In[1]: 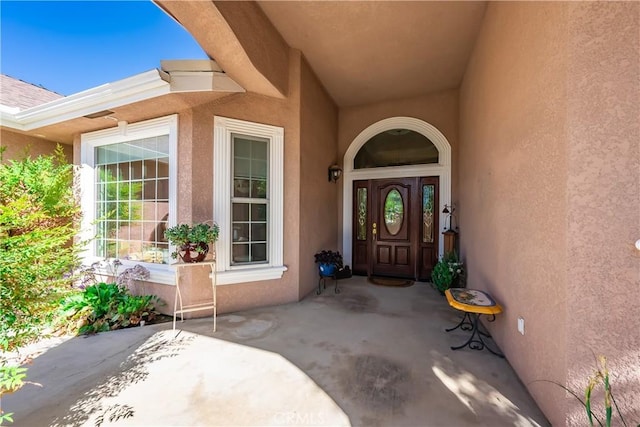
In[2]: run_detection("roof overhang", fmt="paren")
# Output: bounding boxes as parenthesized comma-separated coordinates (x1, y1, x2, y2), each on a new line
(0, 60, 244, 133)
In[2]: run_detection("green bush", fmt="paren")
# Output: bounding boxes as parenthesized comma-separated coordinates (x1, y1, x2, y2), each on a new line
(0, 146, 81, 351)
(57, 282, 161, 335)
(431, 251, 465, 293)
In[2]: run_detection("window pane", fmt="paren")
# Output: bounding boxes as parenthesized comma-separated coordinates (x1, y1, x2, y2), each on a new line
(251, 243, 267, 262)
(144, 159, 157, 179)
(251, 223, 267, 242)
(251, 204, 267, 221)
(143, 181, 156, 200)
(157, 136, 170, 156)
(234, 138, 251, 157)
(157, 179, 169, 200)
(252, 159, 267, 178)
(232, 243, 250, 263)
(233, 223, 249, 242)
(233, 203, 249, 221)
(422, 185, 435, 243)
(384, 189, 404, 235)
(252, 180, 267, 198)
(117, 162, 130, 180)
(234, 158, 250, 178)
(106, 164, 118, 181)
(131, 181, 143, 200)
(157, 158, 169, 178)
(234, 179, 250, 198)
(357, 188, 367, 241)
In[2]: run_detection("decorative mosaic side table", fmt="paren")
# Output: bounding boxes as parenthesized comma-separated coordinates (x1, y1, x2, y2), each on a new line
(445, 288, 504, 357)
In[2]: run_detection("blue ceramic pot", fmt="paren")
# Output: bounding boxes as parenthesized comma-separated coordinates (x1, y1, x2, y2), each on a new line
(319, 263, 337, 277)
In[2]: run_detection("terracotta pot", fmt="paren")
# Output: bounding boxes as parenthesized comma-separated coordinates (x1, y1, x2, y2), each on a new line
(178, 242, 209, 263)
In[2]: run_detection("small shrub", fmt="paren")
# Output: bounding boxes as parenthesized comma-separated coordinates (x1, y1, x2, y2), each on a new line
(431, 251, 465, 293)
(57, 282, 162, 335)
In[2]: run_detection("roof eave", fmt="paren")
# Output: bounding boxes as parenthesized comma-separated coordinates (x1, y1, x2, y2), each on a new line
(1, 66, 245, 132)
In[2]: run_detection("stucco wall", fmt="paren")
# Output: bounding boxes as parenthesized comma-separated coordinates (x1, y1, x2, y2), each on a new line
(461, 2, 640, 425)
(299, 56, 339, 298)
(565, 2, 640, 425)
(1, 128, 72, 163)
(337, 90, 459, 251)
(459, 3, 568, 425)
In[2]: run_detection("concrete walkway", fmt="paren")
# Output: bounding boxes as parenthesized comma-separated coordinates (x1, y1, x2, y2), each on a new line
(6, 277, 550, 426)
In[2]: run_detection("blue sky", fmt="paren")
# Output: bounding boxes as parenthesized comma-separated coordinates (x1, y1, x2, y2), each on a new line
(1, 1, 208, 96)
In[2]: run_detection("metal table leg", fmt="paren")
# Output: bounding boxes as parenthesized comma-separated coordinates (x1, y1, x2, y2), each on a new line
(447, 312, 504, 358)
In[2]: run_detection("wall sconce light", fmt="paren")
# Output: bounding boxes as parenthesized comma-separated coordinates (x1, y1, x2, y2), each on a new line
(442, 204, 457, 231)
(328, 164, 342, 182)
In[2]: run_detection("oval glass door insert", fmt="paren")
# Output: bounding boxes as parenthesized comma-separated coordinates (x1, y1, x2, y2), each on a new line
(384, 189, 404, 235)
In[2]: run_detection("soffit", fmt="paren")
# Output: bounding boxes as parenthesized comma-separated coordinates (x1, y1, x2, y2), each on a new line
(258, 1, 487, 107)
(11, 92, 235, 144)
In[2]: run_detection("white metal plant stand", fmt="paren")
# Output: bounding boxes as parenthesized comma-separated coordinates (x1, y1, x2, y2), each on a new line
(170, 259, 217, 332)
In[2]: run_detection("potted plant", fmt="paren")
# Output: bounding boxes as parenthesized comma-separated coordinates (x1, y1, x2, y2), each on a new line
(431, 251, 465, 294)
(314, 250, 343, 277)
(164, 222, 219, 263)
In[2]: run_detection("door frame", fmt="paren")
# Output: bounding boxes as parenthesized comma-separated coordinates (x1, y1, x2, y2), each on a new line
(342, 117, 452, 267)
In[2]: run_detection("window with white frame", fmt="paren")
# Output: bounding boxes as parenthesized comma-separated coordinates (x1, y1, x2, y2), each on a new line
(232, 135, 268, 264)
(213, 116, 286, 284)
(81, 116, 177, 283)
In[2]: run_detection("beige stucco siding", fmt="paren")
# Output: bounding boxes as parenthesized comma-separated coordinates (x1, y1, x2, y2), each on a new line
(1, 128, 72, 163)
(460, 2, 569, 424)
(299, 55, 339, 298)
(461, 2, 640, 425)
(565, 2, 640, 425)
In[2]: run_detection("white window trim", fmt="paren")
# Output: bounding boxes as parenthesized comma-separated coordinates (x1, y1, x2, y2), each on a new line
(213, 116, 286, 285)
(80, 115, 178, 285)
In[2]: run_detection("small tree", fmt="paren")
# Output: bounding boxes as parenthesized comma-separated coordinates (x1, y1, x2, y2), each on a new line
(0, 146, 81, 351)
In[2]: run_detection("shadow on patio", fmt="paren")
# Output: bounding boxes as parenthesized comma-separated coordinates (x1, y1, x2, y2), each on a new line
(6, 276, 549, 426)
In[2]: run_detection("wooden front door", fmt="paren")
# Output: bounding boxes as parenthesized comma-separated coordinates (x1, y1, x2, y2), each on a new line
(352, 177, 439, 280)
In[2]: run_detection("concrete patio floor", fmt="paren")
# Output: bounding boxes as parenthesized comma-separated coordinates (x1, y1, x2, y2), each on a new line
(6, 276, 550, 426)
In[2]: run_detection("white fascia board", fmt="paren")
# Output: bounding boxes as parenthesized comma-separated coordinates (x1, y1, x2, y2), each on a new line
(11, 70, 171, 131)
(2, 66, 246, 133)
(0, 111, 22, 130)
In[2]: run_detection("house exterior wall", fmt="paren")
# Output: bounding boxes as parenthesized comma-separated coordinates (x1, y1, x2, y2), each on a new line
(299, 56, 339, 298)
(75, 48, 340, 316)
(133, 55, 302, 315)
(336, 90, 459, 253)
(565, 2, 640, 425)
(460, 2, 640, 425)
(1, 128, 72, 163)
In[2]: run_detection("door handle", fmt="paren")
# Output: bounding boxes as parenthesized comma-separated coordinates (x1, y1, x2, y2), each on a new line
(372, 222, 377, 240)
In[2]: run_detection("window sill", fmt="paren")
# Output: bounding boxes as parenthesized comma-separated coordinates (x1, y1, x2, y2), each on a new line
(87, 261, 287, 287)
(216, 265, 288, 285)
(88, 260, 176, 286)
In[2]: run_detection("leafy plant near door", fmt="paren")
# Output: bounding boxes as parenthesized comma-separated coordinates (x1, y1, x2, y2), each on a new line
(164, 222, 219, 263)
(314, 250, 344, 277)
(431, 251, 465, 293)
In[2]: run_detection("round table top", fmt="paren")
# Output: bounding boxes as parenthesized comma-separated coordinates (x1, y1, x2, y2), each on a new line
(445, 288, 503, 315)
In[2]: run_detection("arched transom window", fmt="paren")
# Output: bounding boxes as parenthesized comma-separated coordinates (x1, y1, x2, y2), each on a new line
(354, 129, 438, 169)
